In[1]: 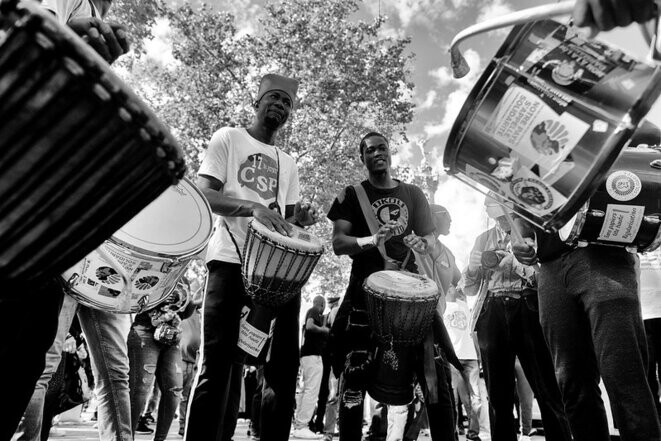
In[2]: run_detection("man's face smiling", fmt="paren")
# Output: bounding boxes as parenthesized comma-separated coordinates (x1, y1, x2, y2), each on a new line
(362, 136, 390, 173)
(257, 90, 292, 129)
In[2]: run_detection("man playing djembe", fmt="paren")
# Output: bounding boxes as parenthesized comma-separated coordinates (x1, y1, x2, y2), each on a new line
(327, 131, 459, 441)
(185, 73, 319, 441)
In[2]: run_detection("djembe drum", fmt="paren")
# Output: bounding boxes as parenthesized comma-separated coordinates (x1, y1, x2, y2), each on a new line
(363, 270, 439, 405)
(0, 0, 186, 285)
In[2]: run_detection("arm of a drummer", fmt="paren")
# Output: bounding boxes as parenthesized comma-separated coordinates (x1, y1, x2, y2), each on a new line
(196, 175, 263, 217)
(330, 219, 374, 256)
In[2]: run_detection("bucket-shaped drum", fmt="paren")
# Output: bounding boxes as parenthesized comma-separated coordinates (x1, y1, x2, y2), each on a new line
(242, 219, 323, 308)
(0, 1, 186, 284)
(559, 146, 661, 252)
(445, 9, 661, 232)
(363, 270, 440, 347)
(62, 178, 213, 313)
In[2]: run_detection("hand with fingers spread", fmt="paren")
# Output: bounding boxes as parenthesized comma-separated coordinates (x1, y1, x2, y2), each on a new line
(67, 17, 129, 64)
(294, 201, 319, 226)
(375, 220, 398, 246)
(573, 0, 656, 32)
(403, 233, 429, 254)
(252, 204, 293, 237)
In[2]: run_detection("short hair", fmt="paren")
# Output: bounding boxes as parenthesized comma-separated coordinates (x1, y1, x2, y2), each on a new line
(359, 131, 388, 156)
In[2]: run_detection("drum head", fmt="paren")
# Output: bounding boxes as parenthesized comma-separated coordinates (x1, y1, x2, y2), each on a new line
(364, 270, 438, 300)
(250, 219, 323, 253)
(112, 177, 213, 257)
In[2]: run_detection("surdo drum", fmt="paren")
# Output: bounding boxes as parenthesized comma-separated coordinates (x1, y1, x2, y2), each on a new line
(559, 147, 661, 252)
(0, 1, 186, 284)
(444, 2, 661, 232)
(242, 219, 323, 308)
(62, 178, 213, 313)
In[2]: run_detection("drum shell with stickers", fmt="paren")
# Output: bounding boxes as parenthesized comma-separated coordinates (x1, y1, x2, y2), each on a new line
(559, 147, 661, 252)
(444, 19, 661, 233)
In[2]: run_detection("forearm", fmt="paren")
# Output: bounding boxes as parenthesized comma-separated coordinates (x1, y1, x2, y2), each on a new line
(332, 232, 377, 256)
(307, 323, 329, 334)
(200, 188, 261, 217)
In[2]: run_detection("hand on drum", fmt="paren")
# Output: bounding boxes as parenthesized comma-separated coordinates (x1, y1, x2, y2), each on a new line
(252, 204, 293, 237)
(294, 201, 319, 226)
(403, 234, 429, 254)
(573, 0, 655, 32)
(67, 17, 130, 64)
(512, 238, 539, 266)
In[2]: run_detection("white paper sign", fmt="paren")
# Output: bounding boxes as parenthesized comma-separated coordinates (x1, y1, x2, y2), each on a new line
(237, 306, 268, 358)
(640, 250, 661, 320)
(597, 204, 644, 243)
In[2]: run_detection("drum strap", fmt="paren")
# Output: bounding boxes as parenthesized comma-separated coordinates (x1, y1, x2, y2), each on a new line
(354, 184, 395, 266)
(224, 221, 244, 263)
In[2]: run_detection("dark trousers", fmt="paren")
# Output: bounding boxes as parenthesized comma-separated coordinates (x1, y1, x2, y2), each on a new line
(475, 293, 572, 441)
(646, 318, 661, 420)
(0, 278, 63, 441)
(312, 353, 332, 432)
(539, 248, 661, 441)
(184, 261, 300, 441)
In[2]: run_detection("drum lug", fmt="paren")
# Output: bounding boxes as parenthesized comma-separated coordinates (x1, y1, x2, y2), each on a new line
(645, 215, 661, 225)
(576, 240, 589, 248)
(588, 209, 605, 218)
(625, 246, 638, 254)
(67, 273, 81, 288)
(650, 159, 661, 170)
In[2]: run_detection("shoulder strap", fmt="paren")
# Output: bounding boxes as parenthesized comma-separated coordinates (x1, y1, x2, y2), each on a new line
(353, 184, 390, 262)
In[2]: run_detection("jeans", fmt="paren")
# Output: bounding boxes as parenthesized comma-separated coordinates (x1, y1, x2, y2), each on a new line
(294, 355, 323, 429)
(179, 360, 197, 431)
(385, 404, 409, 441)
(0, 278, 63, 441)
(15, 294, 79, 441)
(451, 359, 481, 438)
(185, 261, 300, 441)
(312, 353, 332, 432)
(475, 293, 572, 441)
(514, 356, 533, 436)
(78, 305, 133, 441)
(539, 247, 661, 441)
(645, 318, 661, 421)
(13, 294, 133, 441)
(128, 325, 183, 441)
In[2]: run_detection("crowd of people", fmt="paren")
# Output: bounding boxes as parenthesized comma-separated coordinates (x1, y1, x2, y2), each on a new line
(2, 0, 661, 441)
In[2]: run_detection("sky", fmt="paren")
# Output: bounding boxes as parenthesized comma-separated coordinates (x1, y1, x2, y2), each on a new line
(147, 0, 657, 269)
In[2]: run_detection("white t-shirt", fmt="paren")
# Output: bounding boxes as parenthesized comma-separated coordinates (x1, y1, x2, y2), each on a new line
(41, 0, 99, 24)
(198, 127, 300, 264)
(443, 299, 478, 360)
(639, 250, 661, 320)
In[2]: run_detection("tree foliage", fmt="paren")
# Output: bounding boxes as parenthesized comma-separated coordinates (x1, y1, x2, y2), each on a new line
(115, 0, 417, 300)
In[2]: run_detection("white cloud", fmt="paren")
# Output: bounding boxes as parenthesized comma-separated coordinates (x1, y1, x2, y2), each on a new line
(145, 18, 177, 67)
(364, 0, 459, 29)
(417, 90, 437, 110)
(476, 0, 515, 36)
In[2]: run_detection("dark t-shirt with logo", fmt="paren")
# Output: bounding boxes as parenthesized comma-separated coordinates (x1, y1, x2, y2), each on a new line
(327, 180, 434, 281)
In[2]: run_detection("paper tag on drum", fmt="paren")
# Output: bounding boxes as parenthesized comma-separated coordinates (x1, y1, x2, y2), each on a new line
(598, 204, 644, 243)
(238, 306, 269, 358)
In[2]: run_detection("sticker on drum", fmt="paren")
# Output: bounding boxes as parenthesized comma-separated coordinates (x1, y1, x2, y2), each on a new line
(598, 204, 645, 243)
(483, 85, 589, 175)
(510, 176, 554, 211)
(605, 170, 642, 201)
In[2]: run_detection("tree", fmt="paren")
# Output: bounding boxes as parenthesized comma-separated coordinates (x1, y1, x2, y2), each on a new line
(118, 0, 416, 300)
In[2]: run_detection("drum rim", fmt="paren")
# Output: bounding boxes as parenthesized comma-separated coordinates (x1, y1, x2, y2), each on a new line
(558, 203, 587, 243)
(111, 177, 214, 259)
(247, 219, 324, 253)
(363, 270, 439, 301)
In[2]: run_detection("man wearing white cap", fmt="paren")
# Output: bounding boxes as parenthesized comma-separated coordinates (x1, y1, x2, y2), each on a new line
(185, 73, 319, 441)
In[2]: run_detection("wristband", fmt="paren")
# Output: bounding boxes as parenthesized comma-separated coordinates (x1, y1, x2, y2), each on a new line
(356, 235, 377, 248)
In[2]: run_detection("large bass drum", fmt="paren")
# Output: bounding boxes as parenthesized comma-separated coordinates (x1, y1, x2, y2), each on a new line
(444, 17, 661, 232)
(62, 178, 213, 313)
(559, 147, 661, 252)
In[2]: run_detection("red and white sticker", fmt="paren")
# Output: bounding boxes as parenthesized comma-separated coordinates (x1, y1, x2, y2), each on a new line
(605, 170, 642, 201)
(598, 204, 644, 243)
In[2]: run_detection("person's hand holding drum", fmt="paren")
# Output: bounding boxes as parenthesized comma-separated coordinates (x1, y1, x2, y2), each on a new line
(512, 238, 539, 266)
(573, 0, 655, 32)
(252, 204, 293, 237)
(293, 201, 319, 226)
(67, 16, 129, 64)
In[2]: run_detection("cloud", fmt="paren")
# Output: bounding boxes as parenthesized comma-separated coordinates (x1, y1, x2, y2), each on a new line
(476, 0, 515, 36)
(364, 0, 460, 29)
(417, 90, 437, 110)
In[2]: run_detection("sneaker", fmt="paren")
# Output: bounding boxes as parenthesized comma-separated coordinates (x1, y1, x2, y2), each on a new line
(178, 426, 185, 437)
(519, 436, 532, 441)
(143, 412, 156, 424)
(291, 427, 324, 439)
(48, 427, 67, 437)
(136, 419, 154, 434)
(528, 428, 538, 436)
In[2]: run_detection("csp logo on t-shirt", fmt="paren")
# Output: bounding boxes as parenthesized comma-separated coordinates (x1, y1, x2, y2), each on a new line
(372, 197, 409, 236)
(238, 153, 278, 199)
